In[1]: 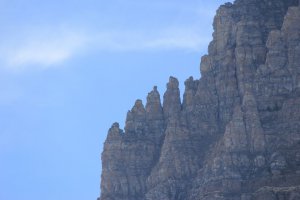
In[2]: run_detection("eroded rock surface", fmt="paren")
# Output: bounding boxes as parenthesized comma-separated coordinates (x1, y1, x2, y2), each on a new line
(99, 0, 300, 199)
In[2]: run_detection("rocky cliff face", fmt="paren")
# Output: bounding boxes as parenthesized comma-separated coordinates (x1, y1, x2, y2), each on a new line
(99, 0, 300, 199)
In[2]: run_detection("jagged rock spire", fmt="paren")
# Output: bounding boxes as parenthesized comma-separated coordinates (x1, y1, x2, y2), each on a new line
(125, 99, 146, 134)
(182, 76, 199, 109)
(146, 86, 163, 121)
(106, 122, 123, 141)
(100, 1, 300, 200)
(163, 76, 181, 120)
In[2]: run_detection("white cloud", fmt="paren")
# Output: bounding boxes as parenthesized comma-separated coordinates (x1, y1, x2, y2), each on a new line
(0, 0, 220, 71)
(0, 28, 88, 70)
(90, 27, 211, 52)
(143, 28, 211, 51)
(0, 24, 211, 70)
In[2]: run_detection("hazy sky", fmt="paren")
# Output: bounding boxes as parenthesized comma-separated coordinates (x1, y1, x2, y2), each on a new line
(0, 0, 231, 199)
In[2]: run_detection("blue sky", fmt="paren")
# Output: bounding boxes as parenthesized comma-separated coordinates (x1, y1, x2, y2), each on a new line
(0, 0, 231, 199)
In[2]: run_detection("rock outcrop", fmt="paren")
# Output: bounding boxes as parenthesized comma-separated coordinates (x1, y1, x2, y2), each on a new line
(99, 0, 300, 199)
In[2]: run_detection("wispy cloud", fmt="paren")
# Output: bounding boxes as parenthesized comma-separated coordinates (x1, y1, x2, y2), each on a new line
(143, 28, 211, 51)
(0, 0, 220, 71)
(0, 28, 88, 70)
(90, 27, 211, 52)
(0, 25, 211, 70)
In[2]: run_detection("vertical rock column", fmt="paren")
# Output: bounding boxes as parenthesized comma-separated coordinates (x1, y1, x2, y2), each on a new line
(145, 86, 165, 147)
(100, 87, 166, 200)
(100, 123, 125, 200)
(146, 77, 199, 200)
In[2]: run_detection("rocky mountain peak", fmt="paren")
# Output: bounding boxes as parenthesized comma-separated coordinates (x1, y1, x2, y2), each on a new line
(99, 0, 300, 199)
(145, 86, 163, 120)
(106, 122, 123, 141)
(163, 76, 181, 120)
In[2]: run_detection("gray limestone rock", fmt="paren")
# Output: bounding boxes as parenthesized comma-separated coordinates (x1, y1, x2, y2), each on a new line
(99, 0, 300, 199)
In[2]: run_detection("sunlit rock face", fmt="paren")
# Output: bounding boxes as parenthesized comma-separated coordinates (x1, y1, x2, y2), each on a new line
(99, 0, 300, 199)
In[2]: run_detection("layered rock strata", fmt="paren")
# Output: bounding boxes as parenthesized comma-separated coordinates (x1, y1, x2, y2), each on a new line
(99, 0, 300, 199)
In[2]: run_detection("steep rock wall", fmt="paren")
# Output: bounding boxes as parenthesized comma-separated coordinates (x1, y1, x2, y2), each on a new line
(99, 0, 300, 199)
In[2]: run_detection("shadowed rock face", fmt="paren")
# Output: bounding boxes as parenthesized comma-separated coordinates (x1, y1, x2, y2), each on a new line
(99, 0, 300, 199)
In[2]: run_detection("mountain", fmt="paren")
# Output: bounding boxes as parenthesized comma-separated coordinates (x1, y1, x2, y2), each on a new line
(98, 0, 300, 199)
